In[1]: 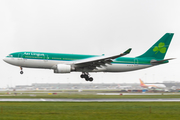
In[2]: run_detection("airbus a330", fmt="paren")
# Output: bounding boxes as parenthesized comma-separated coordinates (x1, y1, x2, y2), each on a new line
(3, 33, 174, 82)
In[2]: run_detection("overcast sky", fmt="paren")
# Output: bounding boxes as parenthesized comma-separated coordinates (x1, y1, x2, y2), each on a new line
(0, 0, 180, 88)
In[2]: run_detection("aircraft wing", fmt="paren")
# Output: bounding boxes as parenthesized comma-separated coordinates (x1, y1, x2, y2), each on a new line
(72, 48, 132, 70)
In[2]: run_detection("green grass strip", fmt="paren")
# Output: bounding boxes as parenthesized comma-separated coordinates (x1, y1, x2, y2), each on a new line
(0, 102, 180, 120)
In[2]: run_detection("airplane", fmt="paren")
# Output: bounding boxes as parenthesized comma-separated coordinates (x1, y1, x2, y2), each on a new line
(139, 78, 166, 89)
(116, 84, 131, 89)
(3, 33, 174, 82)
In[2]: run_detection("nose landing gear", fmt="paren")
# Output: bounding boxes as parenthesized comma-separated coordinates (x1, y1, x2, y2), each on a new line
(80, 72, 93, 82)
(20, 67, 23, 74)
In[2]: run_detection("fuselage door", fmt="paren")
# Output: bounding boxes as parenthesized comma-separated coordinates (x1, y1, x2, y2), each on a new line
(44, 55, 49, 62)
(18, 53, 23, 60)
(18, 53, 25, 65)
(134, 59, 138, 66)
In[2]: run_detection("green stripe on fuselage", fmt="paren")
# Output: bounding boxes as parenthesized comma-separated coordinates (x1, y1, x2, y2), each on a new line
(114, 57, 151, 65)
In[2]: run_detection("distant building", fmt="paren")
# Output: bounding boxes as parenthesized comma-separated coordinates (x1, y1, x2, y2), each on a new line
(12, 82, 180, 90)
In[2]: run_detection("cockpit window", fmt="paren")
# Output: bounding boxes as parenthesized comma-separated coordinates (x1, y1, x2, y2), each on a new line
(8, 55, 13, 57)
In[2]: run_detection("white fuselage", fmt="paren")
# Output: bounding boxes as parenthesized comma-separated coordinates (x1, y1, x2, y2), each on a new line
(144, 84, 166, 89)
(3, 57, 152, 73)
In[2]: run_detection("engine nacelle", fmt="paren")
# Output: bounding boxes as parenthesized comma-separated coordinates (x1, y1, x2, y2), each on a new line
(54, 64, 71, 73)
(148, 86, 155, 89)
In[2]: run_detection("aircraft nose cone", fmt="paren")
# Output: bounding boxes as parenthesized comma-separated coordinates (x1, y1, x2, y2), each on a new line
(3, 57, 16, 65)
(3, 57, 9, 63)
(3, 58, 6, 62)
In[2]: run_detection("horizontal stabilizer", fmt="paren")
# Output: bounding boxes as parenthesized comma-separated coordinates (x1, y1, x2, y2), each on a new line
(151, 58, 175, 65)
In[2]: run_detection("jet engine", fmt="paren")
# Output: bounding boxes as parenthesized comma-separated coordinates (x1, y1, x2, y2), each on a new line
(54, 64, 71, 73)
(148, 86, 155, 89)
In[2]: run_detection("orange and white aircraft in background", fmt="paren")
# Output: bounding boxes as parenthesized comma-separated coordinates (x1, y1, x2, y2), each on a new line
(139, 79, 166, 89)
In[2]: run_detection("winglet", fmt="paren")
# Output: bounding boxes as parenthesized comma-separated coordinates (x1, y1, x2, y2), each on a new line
(123, 48, 132, 55)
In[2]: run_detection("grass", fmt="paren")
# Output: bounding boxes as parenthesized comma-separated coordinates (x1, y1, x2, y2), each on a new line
(0, 91, 180, 120)
(0, 102, 180, 120)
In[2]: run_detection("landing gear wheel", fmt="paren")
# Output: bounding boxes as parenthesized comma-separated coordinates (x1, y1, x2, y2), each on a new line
(89, 77, 93, 82)
(85, 77, 89, 81)
(20, 71, 23, 74)
(80, 74, 85, 78)
(20, 67, 23, 74)
(80, 72, 93, 82)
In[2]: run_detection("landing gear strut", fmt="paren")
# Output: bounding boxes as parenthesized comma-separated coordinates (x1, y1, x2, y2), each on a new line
(20, 67, 23, 74)
(80, 72, 93, 82)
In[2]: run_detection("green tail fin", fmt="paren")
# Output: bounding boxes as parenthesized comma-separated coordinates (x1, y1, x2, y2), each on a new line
(137, 33, 174, 59)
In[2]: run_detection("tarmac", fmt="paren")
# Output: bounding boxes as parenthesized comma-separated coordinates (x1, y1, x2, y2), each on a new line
(1, 98, 180, 102)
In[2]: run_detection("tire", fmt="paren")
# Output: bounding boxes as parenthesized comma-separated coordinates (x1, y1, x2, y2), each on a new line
(85, 77, 89, 81)
(20, 71, 23, 74)
(89, 77, 93, 82)
(80, 74, 85, 78)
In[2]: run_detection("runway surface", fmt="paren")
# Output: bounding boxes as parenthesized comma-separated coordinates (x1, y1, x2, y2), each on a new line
(1, 98, 180, 102)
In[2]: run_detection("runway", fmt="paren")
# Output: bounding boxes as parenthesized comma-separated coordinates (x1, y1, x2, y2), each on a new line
(1, 98, 180, 102)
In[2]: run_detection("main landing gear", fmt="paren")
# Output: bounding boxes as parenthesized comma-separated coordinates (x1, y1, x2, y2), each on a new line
(20, 67, 23, 74)
(80, 72, 93, 82)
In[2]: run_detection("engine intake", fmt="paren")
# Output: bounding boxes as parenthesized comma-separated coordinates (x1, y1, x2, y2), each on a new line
(54, 64, 71, 73)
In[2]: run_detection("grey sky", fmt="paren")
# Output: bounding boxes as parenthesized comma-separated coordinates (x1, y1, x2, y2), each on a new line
(0, 0, 180, 88)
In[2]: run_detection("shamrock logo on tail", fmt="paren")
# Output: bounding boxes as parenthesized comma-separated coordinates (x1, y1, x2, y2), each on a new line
(153, 42, 166, 54)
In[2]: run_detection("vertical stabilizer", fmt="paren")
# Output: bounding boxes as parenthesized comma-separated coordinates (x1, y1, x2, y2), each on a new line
(137, 33, 174, 59)
(139, 79, 145, 87)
